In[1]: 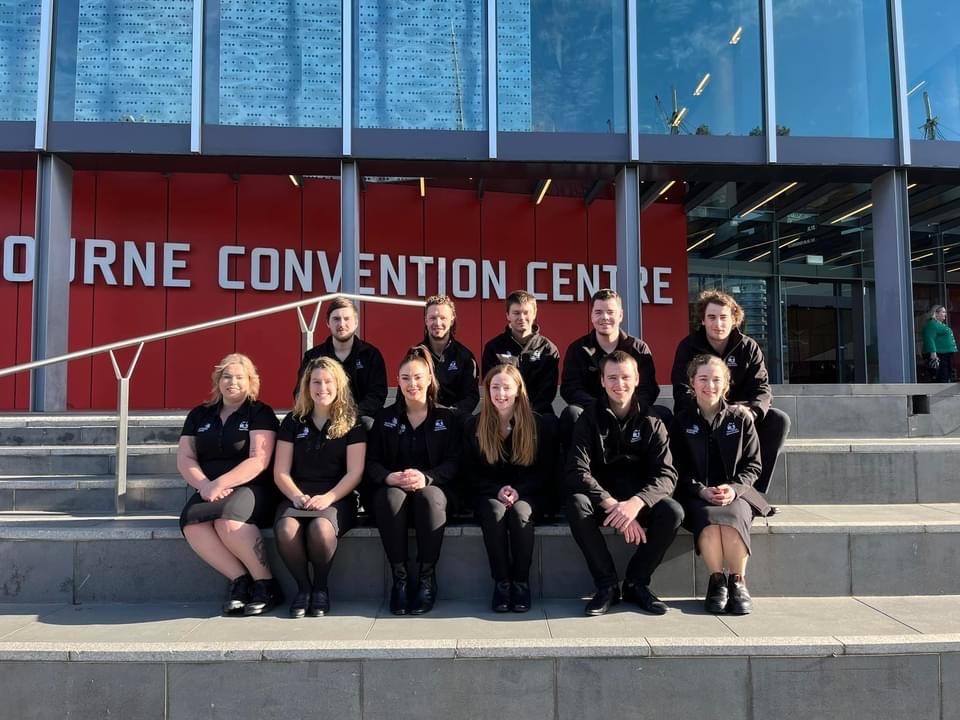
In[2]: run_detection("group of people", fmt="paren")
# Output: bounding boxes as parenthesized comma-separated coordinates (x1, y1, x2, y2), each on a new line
(176, 289, 791, 620)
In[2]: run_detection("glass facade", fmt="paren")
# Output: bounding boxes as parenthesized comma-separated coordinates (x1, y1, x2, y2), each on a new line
(51, 0, 192, 123)
(902, 0, 960, 141)
(205, 0, 341, 128)
(498, 0, 626, 133)
(355, 0, 485, 131)
(0, 0, 41, 121)
(772, 0, 895, 138)
(637, 0, 761, 137)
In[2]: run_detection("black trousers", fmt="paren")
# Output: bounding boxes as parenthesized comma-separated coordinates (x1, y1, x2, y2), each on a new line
(372, 485, 447, 565)
(474, 497, 535, 583)
(755, 407, 791, 494)
(566, 493, 683, 590)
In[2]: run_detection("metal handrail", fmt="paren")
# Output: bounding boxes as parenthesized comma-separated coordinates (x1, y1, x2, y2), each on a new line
(0, 292, 425, 514)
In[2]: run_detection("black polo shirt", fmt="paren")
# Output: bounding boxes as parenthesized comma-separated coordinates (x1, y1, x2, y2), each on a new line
(277, 413, 367, 493)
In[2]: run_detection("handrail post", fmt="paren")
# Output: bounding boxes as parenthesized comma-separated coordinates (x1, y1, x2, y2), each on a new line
(108, 343, 145, 514)
(296, 300, 324, 355)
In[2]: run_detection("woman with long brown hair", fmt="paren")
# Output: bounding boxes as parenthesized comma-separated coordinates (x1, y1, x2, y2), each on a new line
(463, 364, 554, 612)
(274, 357, 366, 617)
(364, 345, 460, 616)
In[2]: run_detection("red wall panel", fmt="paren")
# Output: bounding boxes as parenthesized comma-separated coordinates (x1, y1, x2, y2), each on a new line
(16, 171, 36, 409)
(67, 172, 98, 409)
(0, 171, 24, 408)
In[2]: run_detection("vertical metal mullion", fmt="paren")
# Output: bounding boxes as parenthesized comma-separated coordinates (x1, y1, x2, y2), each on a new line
(486, 0, 497, 158)
(342, 0, 353, 155)
(34, 0, 55, 150)
(615, 166, 642, 337)
(190, 0, 204, 153)
(626, 0, 638, 162)
(888, 0, 912, 165)
(760, 0, 777, 163)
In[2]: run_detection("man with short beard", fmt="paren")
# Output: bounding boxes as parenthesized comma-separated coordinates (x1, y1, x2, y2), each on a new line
(419, 295, 479, 415)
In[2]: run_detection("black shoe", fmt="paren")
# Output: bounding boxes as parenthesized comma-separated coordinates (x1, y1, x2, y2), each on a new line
(289, 591, 309, 619)
(704, 572, 729, 614)
(727, 574, 753, 615)
(222, 574, 252, 615)
(243, 578, 284, 616)
(622, 582, 668, 615)
(389, 563, 409, 616)
(584, 584, 621, 616)
(492, 581, 511, 613)
(307, 589, 330, 617)
(410, 562, 438, 615)
(511, 581, 531, 613)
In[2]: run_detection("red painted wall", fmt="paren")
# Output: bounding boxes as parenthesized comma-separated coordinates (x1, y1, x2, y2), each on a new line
(0, 172, 687, 411)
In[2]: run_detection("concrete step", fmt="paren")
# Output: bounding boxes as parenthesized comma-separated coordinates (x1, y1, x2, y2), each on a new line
(0, 597, 957, 720)
(0, 476, 189, 513)
(0, 414, 186, 446)
(1, 504, 959, 604)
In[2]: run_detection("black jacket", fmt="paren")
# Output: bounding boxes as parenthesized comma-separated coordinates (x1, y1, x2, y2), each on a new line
(461, 412, 556, 501)
(364, 402, 460, 490)
(297, 336, 388, 419)
(481, 326, 560, 415)
(669, 402, 772, 517)
(560, 330, 660, 410)
(566, 394, 677, 508)
(671, 326, 772, 420)
(421, 335, 480, 415)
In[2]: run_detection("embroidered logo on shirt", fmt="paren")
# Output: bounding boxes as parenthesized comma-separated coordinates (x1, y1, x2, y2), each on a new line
(496, 352, 513, 362)
(726, 356, 738, 368)
(355, 360, 364, 369)
(530, 349, 542, 361)
(383, 417, 399, 429)
(197, 422, 211, 433)
(399, 423, 407, 434)
(447, 360, 459, 371)
(725, 422, 739, 436)
(685, 425, 699, 435)
(238, 420, 249, 431)
(630, 428, 642, 443)
(296, 427, 310, 439)
(434, 419, 447, 431)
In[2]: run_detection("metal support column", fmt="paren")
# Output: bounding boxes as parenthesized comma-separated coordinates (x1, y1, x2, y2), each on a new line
(872, 170, 915, 382)
(889, 0, 912, 165)
(31, 154, 73, 410)
(760, 0, 777, 163)
(341, 161, 361, 295)
(768, 223, 785, 383)
(486, 0, 497, 158)
(615, 166, 642, 337)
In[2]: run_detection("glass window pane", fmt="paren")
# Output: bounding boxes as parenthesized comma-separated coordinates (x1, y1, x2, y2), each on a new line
(356, 0, 486, 131)
(772, 0, 894, 138)
(498, 0, 627, 133)
(637, 0, 761, 137)
(0, 0, 41, 121)
(206, 0, 341, 128)
(52, 0, 192, 123)
(903, 1, 960, 142)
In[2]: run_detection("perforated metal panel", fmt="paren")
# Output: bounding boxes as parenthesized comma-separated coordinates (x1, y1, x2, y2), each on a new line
(496, 0, 532, 131)
(356, 0, 486, 130)
(0, 0, 42, 121)
(215, 0, 341, 127)
(53, 0, 192, 123)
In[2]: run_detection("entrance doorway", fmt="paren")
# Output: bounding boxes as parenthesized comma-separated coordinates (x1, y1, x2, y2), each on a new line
(782, 280, 857, 383)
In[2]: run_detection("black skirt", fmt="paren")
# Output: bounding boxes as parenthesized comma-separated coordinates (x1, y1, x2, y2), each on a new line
(179, 483, 279, 532)
(680, 495, 755, 555)
(274, 495, 358, 538)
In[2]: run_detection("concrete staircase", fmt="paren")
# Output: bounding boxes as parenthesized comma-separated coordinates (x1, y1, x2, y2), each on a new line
(0, 383, 958, 719)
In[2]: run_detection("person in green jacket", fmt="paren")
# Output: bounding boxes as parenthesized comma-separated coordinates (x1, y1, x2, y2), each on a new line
(922, 305, 957, 382)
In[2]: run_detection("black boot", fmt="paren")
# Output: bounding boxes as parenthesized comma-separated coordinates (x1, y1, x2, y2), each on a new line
(243, 578, 284, 616)
(389, 563, 409, 616)
(704, 572, 729, 614)
(410, 562, 438, 615)
(510, 581, 531, 613)
(222, 573, 252, 615)
(491, 581, 511, 613)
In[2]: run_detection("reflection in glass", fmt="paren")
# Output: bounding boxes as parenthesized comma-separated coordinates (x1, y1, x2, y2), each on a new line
(356, 0, 485, 131)
(772, 0, 894, 138)
(902, 0, 960, 141)
(206, 0, 340, 128)
(498, 0, 626, 133)
(52, 0, 192, 123)
(637, 0, 761, 136)
(0, 0, 41, 121)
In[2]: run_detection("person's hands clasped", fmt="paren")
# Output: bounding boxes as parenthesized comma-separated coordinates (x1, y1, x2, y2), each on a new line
(387, 469, 427, 492)
(602, 496, 644, 533)
(620, 519, 647, 545)
(200, 479, 233, 502)
(700, 484, 735, 506)
(497, 485, 519, 508)
(302, 492, 335, 511)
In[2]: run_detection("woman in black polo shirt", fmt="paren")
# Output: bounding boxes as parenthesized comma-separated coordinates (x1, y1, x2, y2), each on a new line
(274, 357, 366, 618)
(177, 353, 283, 616)
(365, 345, 459, 616)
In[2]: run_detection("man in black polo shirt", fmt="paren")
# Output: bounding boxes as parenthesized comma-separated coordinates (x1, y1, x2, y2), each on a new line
(481, 290, 561, 416)
(560, 288, 664, 443)
(566, 351, 683, 616)
(296, 296, 387, 429)
(671, 289, 790, 494)
(419, 294, 479, 415)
